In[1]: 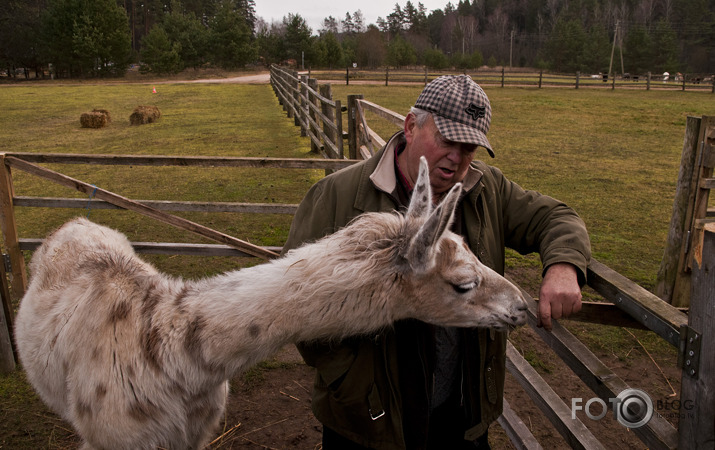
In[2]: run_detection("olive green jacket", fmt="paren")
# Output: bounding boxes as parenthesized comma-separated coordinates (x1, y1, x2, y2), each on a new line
(282, 132, 591, 449)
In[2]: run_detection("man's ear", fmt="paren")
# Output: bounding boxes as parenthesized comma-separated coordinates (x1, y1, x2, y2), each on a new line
(404, 112, 417, 144)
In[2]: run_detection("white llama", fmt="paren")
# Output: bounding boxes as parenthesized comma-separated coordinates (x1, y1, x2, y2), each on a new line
(15, 157, 527, 450)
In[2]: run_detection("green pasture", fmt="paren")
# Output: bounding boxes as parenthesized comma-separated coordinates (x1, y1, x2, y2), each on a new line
(1, 81, 712, 286)
(0, 78, 711, 448)
(328, 84, 712, 287)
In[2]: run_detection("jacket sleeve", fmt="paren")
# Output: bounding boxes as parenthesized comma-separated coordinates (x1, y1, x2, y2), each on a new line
(492, 166, 591, 285)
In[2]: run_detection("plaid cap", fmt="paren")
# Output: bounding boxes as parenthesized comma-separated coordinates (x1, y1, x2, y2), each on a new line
(414, 75, 494, 157)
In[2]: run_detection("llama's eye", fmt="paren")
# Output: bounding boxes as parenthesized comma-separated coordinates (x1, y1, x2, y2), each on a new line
(452, 281, 477, 294)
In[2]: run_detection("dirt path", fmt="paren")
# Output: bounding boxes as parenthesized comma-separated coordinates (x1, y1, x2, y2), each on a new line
(184, 72, 271, 84)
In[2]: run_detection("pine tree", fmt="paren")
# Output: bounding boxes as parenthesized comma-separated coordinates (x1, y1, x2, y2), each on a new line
(42, 0, 131, 77)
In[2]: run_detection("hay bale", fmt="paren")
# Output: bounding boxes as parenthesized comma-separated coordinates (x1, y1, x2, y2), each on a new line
(80, 111, 108, 129)
(92, 109, 111, 123)
(130, 105, 161, 125)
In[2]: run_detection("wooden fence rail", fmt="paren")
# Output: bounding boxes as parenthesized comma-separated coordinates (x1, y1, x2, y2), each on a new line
(306, 67, 715, 93)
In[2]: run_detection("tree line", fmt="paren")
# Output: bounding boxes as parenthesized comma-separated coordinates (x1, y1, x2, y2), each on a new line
(1, 0, 713, 79)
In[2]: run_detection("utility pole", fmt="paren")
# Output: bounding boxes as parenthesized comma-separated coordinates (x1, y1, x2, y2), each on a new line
(510, 29, 514, 68)
(608, 21, 618, 79)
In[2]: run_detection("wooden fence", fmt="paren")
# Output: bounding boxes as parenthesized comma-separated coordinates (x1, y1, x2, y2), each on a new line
(0, 70, 713, 448)
(306, 67, 715, 93)
(656, 116, 715, 307)
(268, 66, 713, 448)
(270, 65, 345, 161)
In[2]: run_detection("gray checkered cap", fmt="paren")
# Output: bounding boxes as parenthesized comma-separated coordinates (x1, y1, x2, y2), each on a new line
(414, 74, 494, 157)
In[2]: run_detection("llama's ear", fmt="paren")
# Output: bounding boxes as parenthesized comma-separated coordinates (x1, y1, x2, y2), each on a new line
(406, 182, 461, 272)
(406, 156, 432, 219)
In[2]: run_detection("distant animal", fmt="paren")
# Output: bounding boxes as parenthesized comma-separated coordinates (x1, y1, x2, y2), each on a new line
(15, 157, 527, 449)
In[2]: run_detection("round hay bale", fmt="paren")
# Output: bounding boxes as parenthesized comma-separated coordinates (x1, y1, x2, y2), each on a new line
(129, 105, 161, 125)
(80, 111, 108, 128)
(92, 109, 111, 123)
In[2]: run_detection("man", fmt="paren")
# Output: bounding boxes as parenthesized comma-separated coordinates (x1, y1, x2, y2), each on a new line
(282, 75, 591, 449)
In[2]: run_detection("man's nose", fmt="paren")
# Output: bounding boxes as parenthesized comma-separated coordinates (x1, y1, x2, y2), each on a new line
(446, 145, 464, 163)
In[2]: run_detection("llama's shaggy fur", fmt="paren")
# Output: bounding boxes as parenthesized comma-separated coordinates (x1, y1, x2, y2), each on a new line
(15, 157, 526, 449)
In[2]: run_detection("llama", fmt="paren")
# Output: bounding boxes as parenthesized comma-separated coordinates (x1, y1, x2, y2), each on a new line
(15, 157, 527, 450)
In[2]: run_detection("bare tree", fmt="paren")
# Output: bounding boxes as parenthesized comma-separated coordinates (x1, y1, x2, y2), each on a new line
(546, 0, 561, 31)
(456, 14, 478, 54)
(658, 0, 674, 22)
(635, 0, 656, 28)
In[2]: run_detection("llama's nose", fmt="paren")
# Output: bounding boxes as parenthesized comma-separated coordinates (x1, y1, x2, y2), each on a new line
(510, 301, 528, 325)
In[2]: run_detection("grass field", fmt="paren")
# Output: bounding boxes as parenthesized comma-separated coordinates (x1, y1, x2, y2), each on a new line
(329, 84, 712, 287)
(1, 80, 712, 285)
(0, 76, 712, 448)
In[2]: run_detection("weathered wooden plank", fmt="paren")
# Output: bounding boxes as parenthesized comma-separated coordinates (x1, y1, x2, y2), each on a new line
(0, 252, 15, 373)
(656, 116, 701, 303)
(357, 99, 406, 127)
(0, 155, 27, 306)
(347, 95, 364, 159)
(673, 116, 715, 305)
(678, 223, 715, 448)
(498, 398, 544, 450)
(354, 98, 376, 157)
(505, 341, 605, 450)
(519, 288, 679, 449)
(5, 153, 358, 170)
(19, 239, 282, 258)
(587, 259, 688, 348)
(685, 116, 715, 275)
(13, 196, 298, 214)
(5, 156, 279, 260)
(562, 301, 650, 330)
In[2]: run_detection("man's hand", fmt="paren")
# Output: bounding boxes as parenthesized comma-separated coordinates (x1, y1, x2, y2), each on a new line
(538, 263, 582, 331)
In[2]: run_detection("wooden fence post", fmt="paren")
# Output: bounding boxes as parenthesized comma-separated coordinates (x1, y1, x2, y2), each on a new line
(308, 78, 320, 154)
(0, 154, 27, 312)
(678, 223, 715, 449)
(501, 67, 505, 87)
(538, 70, 542, 88)
(671, 116, 715, 306)
(299, 75, 308, 137)
(647, 72, 651, 90)
(318, 83, 344, 164)
(347, 95, 363, 160)
(320, 84, 336, 159)
(656, 116, 701, 303)
(346, 66, 349, 86)
(278, 68, 293, 119)
(575, 71, 580, 89)
(424, 66, 428, 86)
(334, 99, 344, 159)
(0, 253, 15, 373)
(612, 74, 616, 90)
(385, 67, 389, 86)
(291, 70, 301, 126)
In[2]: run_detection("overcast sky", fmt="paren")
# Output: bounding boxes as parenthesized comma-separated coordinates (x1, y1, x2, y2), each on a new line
(253, 0, 449, 33)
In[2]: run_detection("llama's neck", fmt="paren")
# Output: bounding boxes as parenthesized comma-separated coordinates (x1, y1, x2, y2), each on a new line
(182, 238, 403, 378)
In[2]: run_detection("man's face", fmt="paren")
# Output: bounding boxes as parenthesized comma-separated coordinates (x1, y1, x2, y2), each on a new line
(402, 113, 478, 197)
